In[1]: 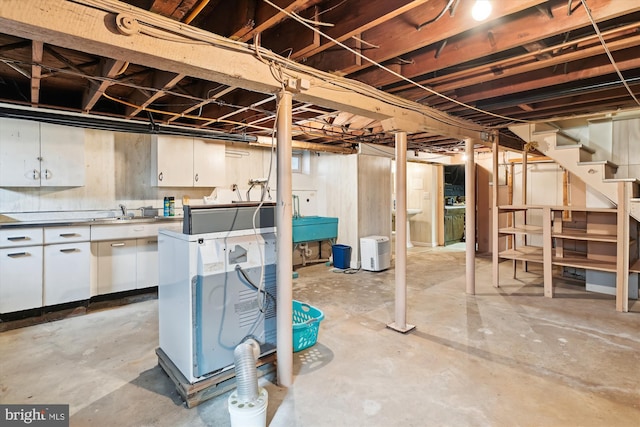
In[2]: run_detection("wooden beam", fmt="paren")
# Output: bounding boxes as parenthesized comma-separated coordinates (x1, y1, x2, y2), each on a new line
(262, 0, 429, 60)
(0, 0, 483, 140)
(82, 58, 127, 111)
(30, 40, 43, 105)
(399, 48, 640, 108)
(125, 71, 186, 117)
(231, 0, 321, 42)
(397, 27, 640, 97)
(354, 0, 640, 88)
(304, 0, 546, 77)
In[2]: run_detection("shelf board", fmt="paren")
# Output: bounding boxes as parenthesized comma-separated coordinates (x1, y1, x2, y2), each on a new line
(551, 206, 617, 213)
(498, 204, 543, 211)
(499, 246, 544, 263)
(498, 204, 617, 213)
(552, 254, 617, 273)
(499, 225, 544, 235)
(552, 229, 617, 242)
(630, 259, 640, 274)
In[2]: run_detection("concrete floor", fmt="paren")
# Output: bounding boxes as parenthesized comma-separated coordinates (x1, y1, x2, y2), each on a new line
(1, 246, 639, 426)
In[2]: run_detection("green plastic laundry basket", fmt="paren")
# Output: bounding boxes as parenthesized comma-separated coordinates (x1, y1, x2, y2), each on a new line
(292, 300, 325, 352)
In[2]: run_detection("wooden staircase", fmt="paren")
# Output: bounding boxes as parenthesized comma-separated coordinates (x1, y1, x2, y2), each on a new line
(508, 122, 639, 312)
(510, 123, 640, 221)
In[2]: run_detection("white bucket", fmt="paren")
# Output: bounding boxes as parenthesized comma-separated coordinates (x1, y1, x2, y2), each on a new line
(228, 387, 268, 427)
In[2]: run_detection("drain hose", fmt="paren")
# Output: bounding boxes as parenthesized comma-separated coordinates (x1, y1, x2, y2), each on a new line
(233, 338, 260, 402)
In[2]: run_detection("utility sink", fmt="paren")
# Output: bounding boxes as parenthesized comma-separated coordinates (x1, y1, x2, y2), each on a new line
(392, 209, 422, 248)
(292, 216, 338, 244)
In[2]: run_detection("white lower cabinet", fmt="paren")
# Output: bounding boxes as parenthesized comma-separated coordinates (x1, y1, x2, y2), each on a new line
(43, 226, 91, 306)
(0, 227, 43, 313)
(97, 240, 137, 294)
(0, 246, 43, 313)
(44, 242, 90, 305)
(136, 237, 158, 289)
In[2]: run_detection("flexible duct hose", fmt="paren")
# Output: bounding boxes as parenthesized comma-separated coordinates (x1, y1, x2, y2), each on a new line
(233, 339, 260, 402)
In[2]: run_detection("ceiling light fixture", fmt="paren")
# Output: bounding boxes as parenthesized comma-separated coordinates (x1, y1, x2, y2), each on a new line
(471, 0, 492, 21)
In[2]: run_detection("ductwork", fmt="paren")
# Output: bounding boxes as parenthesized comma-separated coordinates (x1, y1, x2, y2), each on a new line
(228, 339, 269, 427)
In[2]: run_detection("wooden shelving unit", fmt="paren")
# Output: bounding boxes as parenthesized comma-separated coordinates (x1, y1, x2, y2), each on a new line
(493, 199, 639, 310)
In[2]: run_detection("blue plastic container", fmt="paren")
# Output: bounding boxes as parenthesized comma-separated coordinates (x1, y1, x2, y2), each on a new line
(292, 300, 325, 352)
(332, 244, 351, 269)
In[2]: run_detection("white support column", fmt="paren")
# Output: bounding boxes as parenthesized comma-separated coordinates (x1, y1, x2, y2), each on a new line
(388, 132, 415, 333)
(492, 137, 500, 288)
(521, 149, 529, 272)
(276, 90, 293, 386)
(465, 138, 476, 295)
(616, 181, 630, 312)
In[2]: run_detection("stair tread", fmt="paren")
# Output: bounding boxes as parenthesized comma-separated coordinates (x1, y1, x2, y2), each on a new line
(554, 143, 596, 154)
(577, 160, 618, 168)
(533, 128, 581, 143)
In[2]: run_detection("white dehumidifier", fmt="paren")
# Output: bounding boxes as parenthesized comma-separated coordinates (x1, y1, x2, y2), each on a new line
(360, 235, 391, 272)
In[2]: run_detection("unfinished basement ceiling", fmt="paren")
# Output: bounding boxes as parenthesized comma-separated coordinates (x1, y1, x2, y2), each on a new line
(1, 0, 640, 154)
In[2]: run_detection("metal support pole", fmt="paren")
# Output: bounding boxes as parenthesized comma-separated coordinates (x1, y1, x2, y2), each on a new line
(388, 132, 415, 333)
(465, 138, 476, 294)
(492, 137, 500, 288)
(276, 90, 293, 387)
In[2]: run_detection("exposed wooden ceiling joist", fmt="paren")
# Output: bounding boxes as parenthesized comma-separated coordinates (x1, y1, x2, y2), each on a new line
(0, 0, 484, 141)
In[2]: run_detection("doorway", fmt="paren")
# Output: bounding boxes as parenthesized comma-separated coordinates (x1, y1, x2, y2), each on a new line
(444, 164, 465, 245)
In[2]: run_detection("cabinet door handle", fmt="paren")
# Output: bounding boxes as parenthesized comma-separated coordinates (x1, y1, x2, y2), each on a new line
(32, 169, 39, 180)
(7, 252, 27, 258)
(59, 233, 78, 237)
(194, 173, 199, 182)
(110, 242, 126, 247)
(7, 236, 28, 241)
(158, 172, 163, 181)
(60, 248, 78, 253)
(147, 239, 158, 244)
(44, 169, 51, 179)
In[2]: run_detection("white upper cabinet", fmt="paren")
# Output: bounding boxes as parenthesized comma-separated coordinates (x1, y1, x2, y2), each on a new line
(39, 122, 85, 187)
(193, 138, 225, 187)
(151, 135, 225, 187)
(0, 118, 41, 186)
(0, 118, 85, 187)
(151, 135, 194, 187)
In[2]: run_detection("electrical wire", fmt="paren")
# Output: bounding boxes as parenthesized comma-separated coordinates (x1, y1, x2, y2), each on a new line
(74, 0, 489, 134)
(101, 92, 274, 132)
(580, 0, 640, 107)
(260, 0, 531, 125)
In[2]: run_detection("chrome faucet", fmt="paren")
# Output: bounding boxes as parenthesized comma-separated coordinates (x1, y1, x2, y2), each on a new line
(119, 204, 127, 217)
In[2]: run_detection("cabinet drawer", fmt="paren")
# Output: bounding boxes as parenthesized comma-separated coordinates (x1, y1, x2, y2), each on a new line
(44, 226, 90, 244)
(0, 228, 43, 248)
(91, 223, 165, 241)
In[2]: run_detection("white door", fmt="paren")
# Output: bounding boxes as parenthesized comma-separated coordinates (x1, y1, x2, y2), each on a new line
(39, 123, 85, 187)
(152, 135, 193, 186)
(0, 246, 43, 313)
(0, 118, 40, 187)
(97, 240, 137, 294)
(44, 242, 90, 305)
(193, 139, 226, 187)
(136, 237, 158, 289)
